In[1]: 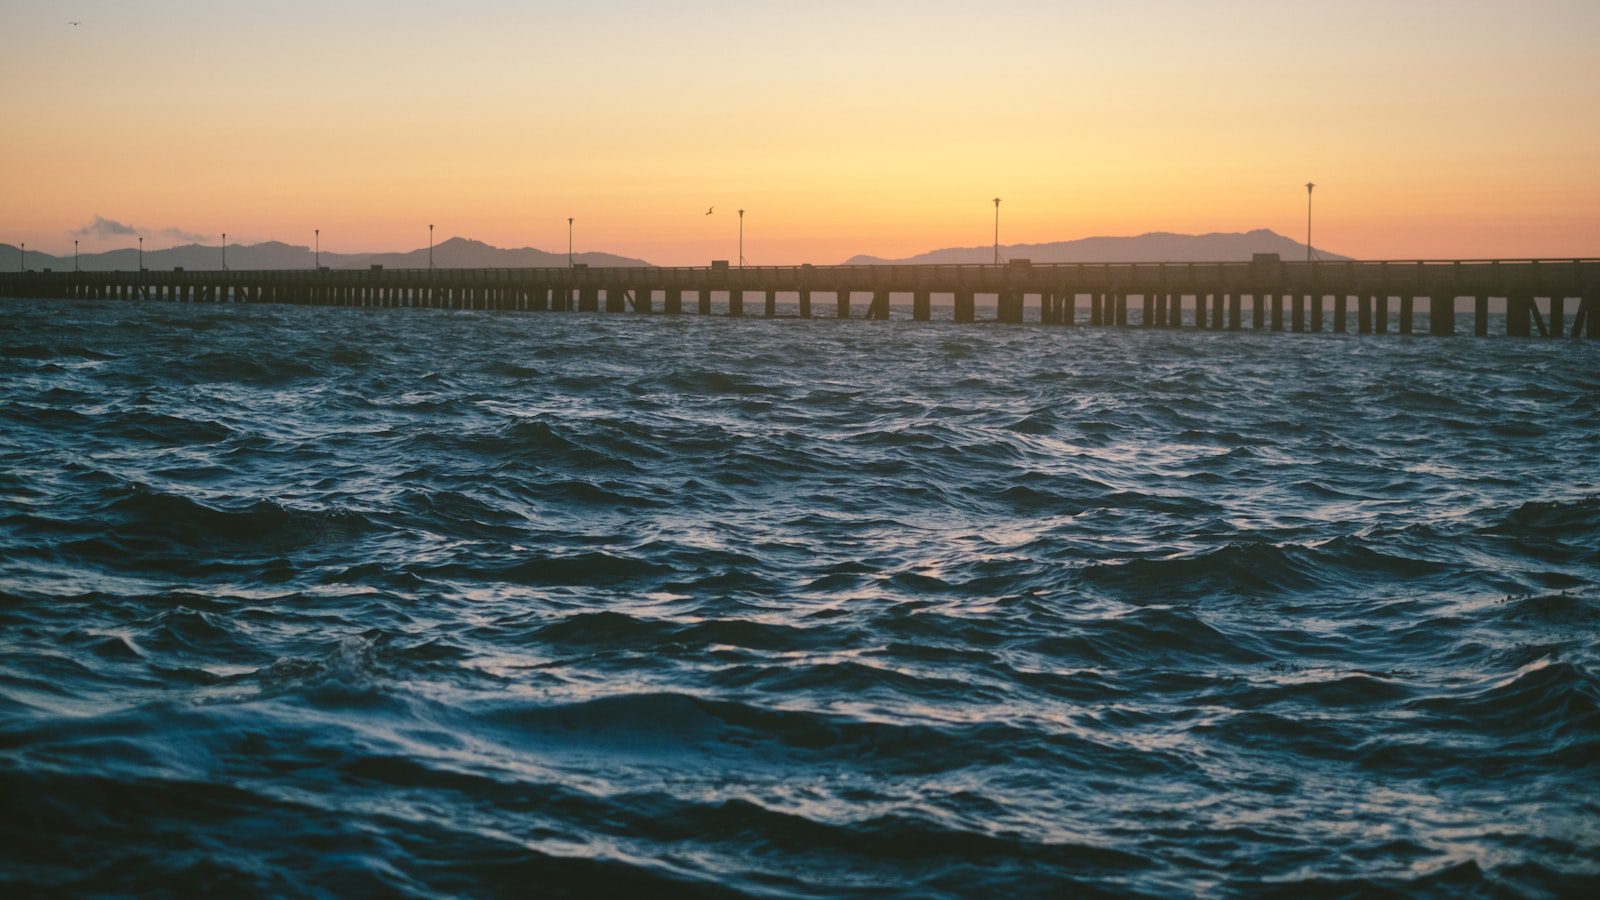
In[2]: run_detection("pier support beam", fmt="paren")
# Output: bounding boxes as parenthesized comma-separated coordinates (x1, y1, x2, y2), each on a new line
(869, 290, 890, 320)
(764, 291, 777, 318)
(1311, 294, 1324, 332)
(1272, 293, 1285, 331)
(1292, 294, 1306, 332)
(698, 291, 712, 315)
(605, 288, 626, 313)
(579, 286, 599, 313)
(998, 292, 1023, 324)
(1550, 296, 1566, 337)
(1400, 297, 1415, 335)
(1333, 295, 1347, 333)
(913, 290, 930, 321)
(954, 291, 974, 323)
(1430, 293, 1455, 336)
(1474, 296, 1488, 335)
(837, 290, 851, 319)
(1142, 293, 1155, 327)
(798, 289, 812, 318)
(1507, 295, 1531, 336)
(728, 289, 744, 317)
(666, 289, 683, 315)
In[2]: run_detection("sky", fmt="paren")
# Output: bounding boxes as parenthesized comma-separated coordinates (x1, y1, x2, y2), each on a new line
(3, 0, 1597, 264)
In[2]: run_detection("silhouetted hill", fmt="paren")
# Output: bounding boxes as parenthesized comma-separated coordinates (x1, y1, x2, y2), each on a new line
(844, 229, 1349, 265)
(0, 237, 651, 272)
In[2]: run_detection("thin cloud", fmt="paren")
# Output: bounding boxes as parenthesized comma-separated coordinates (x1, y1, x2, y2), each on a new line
(71, 215, 137, 238)
(70, 215, 208, 243)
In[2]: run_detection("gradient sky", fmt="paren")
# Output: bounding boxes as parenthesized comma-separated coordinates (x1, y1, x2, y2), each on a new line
(4, 0, 1597, 264)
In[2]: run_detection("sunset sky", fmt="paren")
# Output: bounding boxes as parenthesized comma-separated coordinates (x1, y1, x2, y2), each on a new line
(4, 0, 1597, 264)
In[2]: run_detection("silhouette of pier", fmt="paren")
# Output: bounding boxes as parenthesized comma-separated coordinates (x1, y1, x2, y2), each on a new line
(3, 255, 1596, 338)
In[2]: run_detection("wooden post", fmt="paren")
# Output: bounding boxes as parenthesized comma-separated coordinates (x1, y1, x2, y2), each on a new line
(728, 289, 744, 317)
(798, 289, 812, 318)
(1400, 296, 1415, 335)
(1090, 293, 1103, 326)
(1061, 292, 1075, 325)
(870, 290, 889, 320)
(913, 290, 930, 321)
(637, 288, 654, 314)
(1550, 296, 1565, 337)
(1272, 293, 1285, 331)
(1358, 296, 1372, 334)
(698, 290, 711, 316)
(1142, 293, 1156, 327)
(579, 286, 599, 312)
(1474, 296, 1488, 336)
(1292, 294, 1306, 332)
(666, 289, 683, 315)
(764, 291, 776, 318)
(1310, 294, 1324, 332)
(605, 287, 625, 313)
(1228, 293, 1241, 330)
(1333, 295, 1347, 333)
(836, 289, 850, 319)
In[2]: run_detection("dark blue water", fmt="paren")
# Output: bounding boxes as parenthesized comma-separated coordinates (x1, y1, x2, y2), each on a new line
(2, 298, 1597, 896)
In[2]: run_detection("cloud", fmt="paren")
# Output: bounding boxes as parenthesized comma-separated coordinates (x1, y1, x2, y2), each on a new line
(71, 215, 138, 238)
(70, 215, 208, 244)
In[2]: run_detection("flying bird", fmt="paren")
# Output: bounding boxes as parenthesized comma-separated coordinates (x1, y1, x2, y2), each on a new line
(705, 207, 714, 215)
(68, 21, 82, 26)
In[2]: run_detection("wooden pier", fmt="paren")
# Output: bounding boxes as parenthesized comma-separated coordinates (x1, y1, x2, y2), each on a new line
(2, 255, 1596, 339)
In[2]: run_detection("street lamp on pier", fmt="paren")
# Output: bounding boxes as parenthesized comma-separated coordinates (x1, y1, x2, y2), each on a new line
(75, 240, 79, 272)
(1305, 182, 1316, 263)
(568, 218, 574, 267)
(738, 209, 745, 268)
(222, 233, 228, 270)
(315, 229, 320, 269)
(428, 224, 434, 270)
(992, 198, 1002, 265)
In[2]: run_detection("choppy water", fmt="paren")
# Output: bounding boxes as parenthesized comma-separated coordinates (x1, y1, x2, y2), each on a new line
(2, 298, 1597, 896)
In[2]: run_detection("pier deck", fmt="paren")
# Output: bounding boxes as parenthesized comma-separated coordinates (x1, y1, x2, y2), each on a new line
(3, 255, 1596, 338)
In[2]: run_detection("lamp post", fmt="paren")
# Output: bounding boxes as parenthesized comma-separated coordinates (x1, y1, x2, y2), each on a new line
(738, 209, 745, 268)
(75, 239, 79, 272)
(18, 242, 23, 272)
(222, 233, 227, 270)
(567, 218, 574, 267)
(992, 197, 1001, 265)
(1305, 182, 1315, 263)
(315, 229, 320, 269)
(138, 237, 143, 272)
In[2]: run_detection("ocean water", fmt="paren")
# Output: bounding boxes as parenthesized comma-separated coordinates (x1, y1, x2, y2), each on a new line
(1, 298, 1597, 897)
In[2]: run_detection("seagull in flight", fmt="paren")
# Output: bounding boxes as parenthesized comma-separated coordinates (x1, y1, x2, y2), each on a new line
(705, 206, 714, 215)
(68, 21, 83, 26)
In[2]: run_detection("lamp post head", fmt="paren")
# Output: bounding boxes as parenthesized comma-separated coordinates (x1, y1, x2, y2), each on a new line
(1306, 182, 1315, 193)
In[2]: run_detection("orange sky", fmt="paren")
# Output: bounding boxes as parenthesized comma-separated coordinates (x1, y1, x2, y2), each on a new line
(4, 0, 1597, 264)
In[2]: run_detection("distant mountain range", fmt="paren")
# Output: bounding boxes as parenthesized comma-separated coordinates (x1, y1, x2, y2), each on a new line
(0, 237, 651, 272)
(1, 229, 1347, 272)
(844, 229, 1348, 265)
